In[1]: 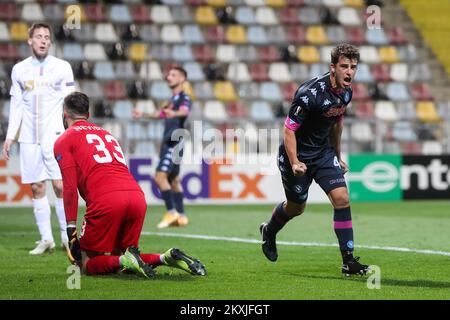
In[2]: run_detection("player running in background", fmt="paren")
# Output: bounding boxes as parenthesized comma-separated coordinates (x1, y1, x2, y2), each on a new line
(260, 44, 370, 276)
(2, 23, 74, 255)
(133, 66, 191, 229)
(54, 92, 205, 278)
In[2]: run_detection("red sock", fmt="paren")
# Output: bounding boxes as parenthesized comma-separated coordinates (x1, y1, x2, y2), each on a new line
(86, 255, 120, 275)
(140, 253, 163, 267)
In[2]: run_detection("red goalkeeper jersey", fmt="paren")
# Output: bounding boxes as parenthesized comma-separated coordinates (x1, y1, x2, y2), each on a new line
(54, 120, 142, 222)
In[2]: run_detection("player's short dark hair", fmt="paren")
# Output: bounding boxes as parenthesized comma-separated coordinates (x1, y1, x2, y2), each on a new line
(170, 66, 188, 79)
(64, 92, 90, 118)
(28, 22, 53, 38)
(330, 43, 360, 64)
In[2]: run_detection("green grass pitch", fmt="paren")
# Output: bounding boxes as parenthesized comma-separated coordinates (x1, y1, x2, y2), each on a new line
(0, 201, 449, 300)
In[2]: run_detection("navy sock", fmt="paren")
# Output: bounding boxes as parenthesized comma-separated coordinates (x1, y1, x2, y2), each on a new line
(333, 206, 354, 263)
(173, 192, 185, 214)
(266, 202, 292, 237)
(161, 190, 175, 212)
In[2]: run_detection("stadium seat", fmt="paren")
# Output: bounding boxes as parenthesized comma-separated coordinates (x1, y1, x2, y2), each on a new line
(84, 4, 107, 22)
(84, 43, 107, 61)
(115, 61, 136, 80)
(249, 63, 270, 82)
(136, 99, 156, 115)
(247, 26, 268, 44)
(104, 81, 126, 100)
(81, 80, 104, 99)
(110, 5, 132, 23)
(161, 25, 182, 43)
(150, 44, 172, 61)
(0, 23, 10, 41)
(238, 82, 260, 100)
(286, 25, 306, 44)
(386, 82, 410, 101)
(326, 26, 347, 44)
(309, 63, 328, 78)
(183, 61, 205, 81)
(306, 26, 328, 45)
(392, 121, 417, 141)
(139, 62, 162, 80)
(10, 22, 28, 41)
(255, 7, 278, 25)
(216, 44, 237, 62)
(260, 82, 282, 101)
(196, 6, 218, 24)
(150, 81, 172, 100)
(102, 122, 122, 139)
(289, 64, 308, 82)
(390, 63, 408, 82)
(299, 7, 321, 25)
(93, 62, 115, 80)
(151, 5, 173, 24)
(214, 81, 237, 101)
(371, 64, 391, 82)
(95, 23, 118, 43)
(0, 3, 18, 21)
(204, 25, 226, 43)
(128, 80, 148, 99)
(409, 63, 432, 82)
(250, 101, 274, 122)
(337, 7, 361, 25)
(281, 82, 298, 101)
(354, 63, 373, 83)
(113, 100, 134, 119)
(344, 0, 364, 6)
(63, 43, 84, 61)
(235, 6, 256, 24)
(258, 45, 280, 62)
(398, 44, 418, 62)
(172, 5, 193, 23)
(22, 3, 44, 21)
(135, 141, 156, 155)
(437, 102, 450, 120)
(375, 100, 398, 121)
(297, 46, 320, 63)
(266, 26, 287, 44)
(354, 101, 375, 119)
(379, 46, 400, 63)
(351, 122, 373, 142)
(388, 26, 408, 45)
(227, 101, 248, 117)
(237, 45, 259, 62)
(130, 4, 151, 23)
(126, 123, 147, 140)
(226, 25, 247, 44)
(345, 27, 366, 45)
(320, 46, 333, 62)
(171, 44, 194, 62)
(422, 140, 443, 155)
(192, 45, 215, 63)
(204, 100, 228, 121)
(351, 83, 369, 101)
(227, 62, 251, 82)
(359, 46, 380, 64)
(411, 83, 433, 101)
(73, 23, 96, 42)
(269, 63, 292, 82)
(279, 7, 298, 24)
(366, 28, 389, 45)
(42, 4, 64, 22)
(416, 101, 440, 123)
(139, 25, 160, 42)
(396, 102, 417, 120)
(245, 0, 265, 6)
(128, 43, 148, 62)
(194, 82, 214, 100)
(182, 25, 204, 43)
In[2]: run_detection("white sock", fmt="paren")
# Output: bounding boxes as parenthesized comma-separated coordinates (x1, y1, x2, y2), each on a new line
(55, 198, 68, 245)
(33, 196, 54, 242)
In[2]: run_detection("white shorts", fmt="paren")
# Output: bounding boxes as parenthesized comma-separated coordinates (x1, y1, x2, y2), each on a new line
(20, 143, 62, 184)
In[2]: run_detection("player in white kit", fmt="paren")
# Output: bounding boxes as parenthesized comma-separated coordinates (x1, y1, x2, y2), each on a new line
(2, 23, 75, 254)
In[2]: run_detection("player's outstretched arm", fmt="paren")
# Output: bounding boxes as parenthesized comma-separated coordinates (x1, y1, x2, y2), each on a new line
(284, 127, 307, 176)
(330, 120, 348, 173)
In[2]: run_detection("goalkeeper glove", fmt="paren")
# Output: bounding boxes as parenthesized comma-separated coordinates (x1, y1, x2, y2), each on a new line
(66, 226, 81, 266)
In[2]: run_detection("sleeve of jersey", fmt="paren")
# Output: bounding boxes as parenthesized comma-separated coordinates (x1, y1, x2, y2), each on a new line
(178, 95, 192, 114)
(284, 94, 310, 132)
(54, 139, 78, 222)
(6, 67, 24, 141)
(62, 62, 75, 98)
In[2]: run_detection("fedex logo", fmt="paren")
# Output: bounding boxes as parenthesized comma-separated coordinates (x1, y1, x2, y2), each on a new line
(0, 160, 33, 203)
(129, 158, 266, 200)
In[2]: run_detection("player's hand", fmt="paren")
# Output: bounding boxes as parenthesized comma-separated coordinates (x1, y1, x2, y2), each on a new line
(66, 226, 81, 266)
(339, 159, 348, 174)
(292, 162, 307, 176)
(132, 108, 144, 119)
(2, 139, 13, 161)
(163, 109, 175, 118)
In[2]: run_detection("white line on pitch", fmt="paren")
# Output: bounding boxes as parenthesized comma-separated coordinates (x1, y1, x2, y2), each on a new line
(142, 231, 450, 257)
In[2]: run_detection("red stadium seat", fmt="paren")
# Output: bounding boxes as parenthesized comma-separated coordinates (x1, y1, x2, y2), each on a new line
(411, 83, 434, 101)
(192, 45, 215, 63)
(286, 26, 306, 44)
(351, 83, 369, 101)
(204, 25, 226, 43)
(286, 0, 304, 6)
(130, 5, 151, 23)
(0, 44, 19, 60)
(354, 101, 375, 119)
(371, 64, 391, 82)
(279, 7, 299, 24)
(388, 26, 407, 45)
(281, 82, 298, 101)
(186, 0, 207, 5)
(227, 101, 248, 118)
(258, 46, 281, 62)
(104, 81, 126, 100)
(249, 63, 270, 82)
(0, 3, 18, 21)
(346, 27, 366, 45)
(84, 4, 107, 22)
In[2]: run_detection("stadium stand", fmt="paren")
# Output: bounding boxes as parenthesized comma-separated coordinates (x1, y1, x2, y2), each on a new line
(0, 0, 449, 156)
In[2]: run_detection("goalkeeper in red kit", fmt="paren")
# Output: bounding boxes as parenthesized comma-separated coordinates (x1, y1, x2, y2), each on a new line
(54, 92, 206, 278)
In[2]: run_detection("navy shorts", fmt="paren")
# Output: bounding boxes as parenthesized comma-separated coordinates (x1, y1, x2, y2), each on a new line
(156, 143, 184, 181)
(278, 145, 347, 204)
